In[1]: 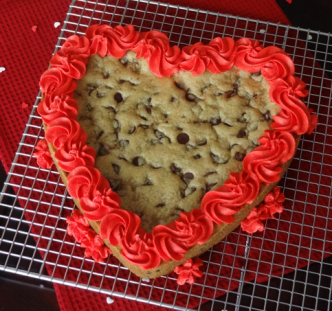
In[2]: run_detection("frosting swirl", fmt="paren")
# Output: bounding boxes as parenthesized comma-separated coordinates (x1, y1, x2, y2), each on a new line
(81, 234, 112, 263)
(132, 31, 182, 77)
(45, 117, 87, 149)
(50, 35, 90, 79)
(201, 171, 260, 225)
(79, 188, 121, 221)
(99, 209, 141, 246)
(67, 166, 110, 199)
(152, 209, 213, 262)
(55, 140, 96, 172)
(270, 76, 318, 135)
(33, 139, 54, 169)
(38, 94, 78, 125)
(40, 68, 76, 98)
(120, 232, 161, 270)
(243, 130, 296, 184)
(86, 24, 139, 58)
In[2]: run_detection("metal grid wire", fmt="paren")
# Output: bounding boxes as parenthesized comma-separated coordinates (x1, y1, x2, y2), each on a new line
(1, 0, 332, 310)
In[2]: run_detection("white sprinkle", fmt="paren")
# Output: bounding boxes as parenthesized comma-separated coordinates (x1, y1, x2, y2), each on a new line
(0, 67, 5, 73)
(106, 297, 114, 304)
(142, 278, 150, 282)
(39, 284, 44, 288)
(259, 29, 266, 34)
(54, 22, 61, 29)
(307, 34, 313, 40)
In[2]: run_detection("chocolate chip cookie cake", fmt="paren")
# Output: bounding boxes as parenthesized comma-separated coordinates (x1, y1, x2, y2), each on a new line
(38, 24, 317, 278)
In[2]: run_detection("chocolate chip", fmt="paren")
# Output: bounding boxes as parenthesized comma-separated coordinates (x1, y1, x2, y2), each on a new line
(185, 93, 197, 102)
(177, 133, 189, 144)
(224, 122, 232, 127)
(147, 97, 152, 103)
(216, 92, 223, 96)
(109, 179, 121, 192)
(104, 106, 116, 113)
(175, 81, 186, 90)
(183, 172, 194, 183)
(253, 94, 258, 98)
(171, 97, 175, 102)
(225, 90, 236, 99)
(114, 92, 123, 103)
(154, 130, 165, 140)
(184, 187, 197, 196)
(252, 71, 262, 76)
(263, 110, 271, 120)
(170, 163, 181, 174)
(128, 125, 136, 134)
(237, 129, 247, 138)
(156, 203, 165, 208)
(119, 79, 125, 84)
(205, 182, 217, 193)
(119, 140, 129, 148)
(120, 58, 128, 65)
(143, 179, 153, 186)
(205, 171, 217, 177)
(147, 271, 151, 275)
(193, 154, 201, 159)
(97, 130, 104, 140)
(112, 163, 120, 174)
(235, 152, 246, 161)
(210, 152, 229, 164)
(197, 138, 207, 146)
(139, 124, 149, 129)
(146, 107, 152, 114)
(103, 73, 110, 79)
(98, 145, 110, 156)
(210, 117, 221, 126)
(140, 116, 148, 121)
(132, 156, 145, 166)
(86, 103, 93, 111)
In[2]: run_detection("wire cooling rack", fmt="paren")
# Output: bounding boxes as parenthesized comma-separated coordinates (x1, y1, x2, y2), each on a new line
(1, 0, 332, 310)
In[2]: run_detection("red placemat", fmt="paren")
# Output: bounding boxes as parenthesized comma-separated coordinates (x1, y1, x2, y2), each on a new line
(3, 1, 331, 311)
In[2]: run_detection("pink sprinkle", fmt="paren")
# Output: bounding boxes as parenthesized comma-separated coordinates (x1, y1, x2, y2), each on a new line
(22, 102, 28, 109)
(31, 25, 38, 32)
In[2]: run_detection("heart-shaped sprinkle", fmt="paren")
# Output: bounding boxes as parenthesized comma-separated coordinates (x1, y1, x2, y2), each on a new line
(106, 297, 114, 304)
(31, 25, 37, 32)
(22, 102, 28, 109)
(54, 22, 61, 28)
(0, 67, 5, 73)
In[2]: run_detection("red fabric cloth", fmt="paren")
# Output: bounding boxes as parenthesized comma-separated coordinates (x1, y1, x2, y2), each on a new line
(1, 1, 331, 311)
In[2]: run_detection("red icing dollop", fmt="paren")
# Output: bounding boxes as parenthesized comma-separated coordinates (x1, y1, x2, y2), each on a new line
(86, 24, 140, 58)
(152, 209, 213, 262)
(38, 94, 78, 125)
(40, 68, 76, 98)
(174, 258, 204, 285)
(132, 31, 182, 77)
(67, 209, 90, 242)
(243, 130, 296, 184)
(241, 186, 285, 234)
(80, 188, 121, 221)
(67, 210, 111, 262)
(50, 35, 90, 79)
(33, 139, 54, 169)
(270, 76, 317, 135)
(45, 117, 87, 149)
(201, 171, 260, 225)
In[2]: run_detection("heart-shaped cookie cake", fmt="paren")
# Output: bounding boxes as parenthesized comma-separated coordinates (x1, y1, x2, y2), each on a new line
(38, 24, 317, 279)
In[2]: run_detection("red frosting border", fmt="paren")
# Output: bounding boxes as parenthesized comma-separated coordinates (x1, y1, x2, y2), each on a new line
(37, 24, 317, 270)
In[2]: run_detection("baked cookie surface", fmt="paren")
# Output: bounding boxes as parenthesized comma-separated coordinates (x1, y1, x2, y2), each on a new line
(75, 51, 280, 232)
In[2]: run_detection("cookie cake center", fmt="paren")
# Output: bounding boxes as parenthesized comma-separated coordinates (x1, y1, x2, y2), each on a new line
(74, 51, 280, 232)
